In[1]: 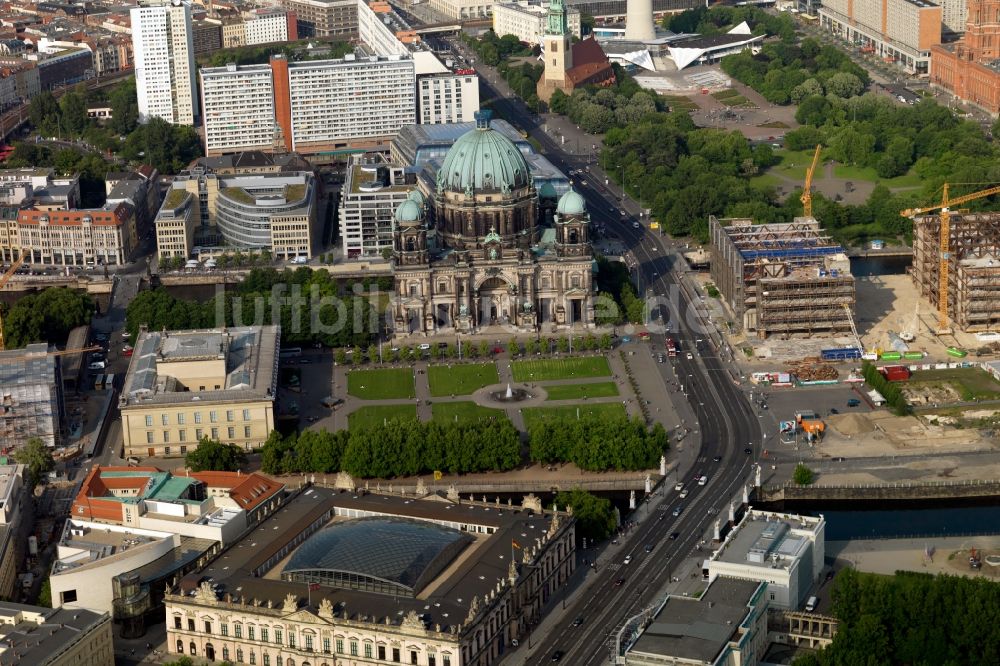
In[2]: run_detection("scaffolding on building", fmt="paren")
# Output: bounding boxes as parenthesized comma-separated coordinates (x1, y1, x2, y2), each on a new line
(710, 216, 856, 338)
(0, 343, 62, 449)
(912, 212, 1000, 332)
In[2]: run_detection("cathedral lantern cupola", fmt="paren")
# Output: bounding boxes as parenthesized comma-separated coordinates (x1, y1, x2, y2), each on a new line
(554, 189, 590, 257)
(393, 198, 428, 266)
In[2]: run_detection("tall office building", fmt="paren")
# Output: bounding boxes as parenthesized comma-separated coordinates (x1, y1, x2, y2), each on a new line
(130, 0, 197, 125)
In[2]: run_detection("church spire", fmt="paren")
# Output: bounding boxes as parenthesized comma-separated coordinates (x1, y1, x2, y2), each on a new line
(546, 0, 568, 36)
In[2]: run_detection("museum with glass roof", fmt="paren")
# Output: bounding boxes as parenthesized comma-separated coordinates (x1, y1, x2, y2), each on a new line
(281, 517, 474, 598)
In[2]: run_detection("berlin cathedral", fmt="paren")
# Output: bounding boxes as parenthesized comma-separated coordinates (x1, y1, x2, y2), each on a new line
(390, 112, 595, 336)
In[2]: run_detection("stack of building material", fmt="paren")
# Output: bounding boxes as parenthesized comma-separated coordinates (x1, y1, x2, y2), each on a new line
(785, 359, 839, 381)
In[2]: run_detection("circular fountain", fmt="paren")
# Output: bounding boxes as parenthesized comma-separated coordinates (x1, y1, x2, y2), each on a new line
(491, 383, 532, 403)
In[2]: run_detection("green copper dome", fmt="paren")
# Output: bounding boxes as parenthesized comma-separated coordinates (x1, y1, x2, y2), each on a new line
(394, 199, 423, 224)
(407, 189, 425, 206)
(556, 189, 587, 216)
(539, 182, 558, 200)
(438, 112, 530, 194)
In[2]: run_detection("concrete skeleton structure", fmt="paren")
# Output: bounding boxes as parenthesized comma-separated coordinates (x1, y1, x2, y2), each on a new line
(0, 602, 114, 666)
(164, 486, 576, 666)
(931, 0, 1000, 114)
(624, 577, 768, 666)
(704, 510, 826, 611)
(118, 326, 279, 458)
(131, 0, 197, 125)
(709, 216, 856, 339)
(911, 211, 1000, 331)
(0, 344, 64, 449)
(390, 112, 595, 336)
(818, 0, 942, 75)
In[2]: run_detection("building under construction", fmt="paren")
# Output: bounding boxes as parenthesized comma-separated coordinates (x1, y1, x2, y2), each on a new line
(0, 343, 64, 449)
(710, 216, 856, 338)
(912, 212, 1000, 332)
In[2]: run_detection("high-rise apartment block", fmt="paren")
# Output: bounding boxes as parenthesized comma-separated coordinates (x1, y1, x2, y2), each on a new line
(131, 0, 197, 125)
(418, 72, 479, 124)
(819, 0, 942, 74)
(200, 53, 415, 157)
(931, 1, 1000, 114)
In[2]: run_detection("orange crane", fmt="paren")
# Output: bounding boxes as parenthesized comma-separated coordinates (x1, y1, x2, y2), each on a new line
(800, 144, 822, 218)
(0, 254, 26, 351)
(900, 183, 1000, 334)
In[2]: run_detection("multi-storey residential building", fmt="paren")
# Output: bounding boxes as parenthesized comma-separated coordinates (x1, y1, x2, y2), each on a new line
(938, 0, 969, 33)
(418, 72, 480, 124)
(156, 171, 316, 259)
(198, 53, 416, 156)
(221, 17, 247, 49)
(931, 0, 1000, 114)
(493, 0, 582, 45)
(0, 602, 114, 666)
(281, 0, 357, 38)
(339, 155, 413, 258)
(200, 63, 277, 155)
(192, 19, 222, 54)
(131, 0, 197, 124)
(245, 8, 298, 45)
(118, 326, 280, 458)
(165, 488, 575, 666)
(818, 0, 942, 74)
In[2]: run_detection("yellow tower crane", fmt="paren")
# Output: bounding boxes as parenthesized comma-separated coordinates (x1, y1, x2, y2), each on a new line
(800, 144, 822, 218)
(0, 254, 26, 351)
(900, 183, 1000, 334)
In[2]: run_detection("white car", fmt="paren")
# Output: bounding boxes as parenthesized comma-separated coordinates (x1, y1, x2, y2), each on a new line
(686, 352, 693, 360)
(623, 555, 632, 565)
(679, 489, 689, 499)
(88, 361, 106, 371)
(632, 222, 640, 229)
(674, 482, 684, 492)
(698, 475, 708, 486)
(418, 343, 432, 350)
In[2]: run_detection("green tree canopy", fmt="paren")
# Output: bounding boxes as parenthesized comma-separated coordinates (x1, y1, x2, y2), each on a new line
(2, 287, 94, 348)
(14, 437, 55, 489)
(555, 489, 616, 541)
(185, 438, 247, 472)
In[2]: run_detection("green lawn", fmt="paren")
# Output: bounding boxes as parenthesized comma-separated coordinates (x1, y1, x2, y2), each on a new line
(427, 362, 499, 397)
(522, 402, 627, 428)
(750, 173, 784, 190)
(346, 368, 415, 400)
(544, 381, 620, 401)
(832, 164, 923, 188)
(431, 401, 507, 423)
(904, 369, 1000, 401)
(511, 357, 612, 381)
(348, 404, 418, 428)
(771, 149, 822, 180)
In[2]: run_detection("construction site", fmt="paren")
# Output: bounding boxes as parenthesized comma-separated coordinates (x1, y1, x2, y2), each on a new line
(0, 343, 64, 449)
(912, 211, 1000, 332)
(709, 215, 857, 339)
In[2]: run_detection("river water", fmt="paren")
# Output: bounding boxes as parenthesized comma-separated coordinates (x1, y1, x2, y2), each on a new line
(793, 505, 1000, 540)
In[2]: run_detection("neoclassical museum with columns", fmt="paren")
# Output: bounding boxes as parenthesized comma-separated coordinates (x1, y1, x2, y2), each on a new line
(390, 111, 595, 336)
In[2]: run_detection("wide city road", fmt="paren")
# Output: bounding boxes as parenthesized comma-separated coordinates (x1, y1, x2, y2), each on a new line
(452, 45, 764, 663)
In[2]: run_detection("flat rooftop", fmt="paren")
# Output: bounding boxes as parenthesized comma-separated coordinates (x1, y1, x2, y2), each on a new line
(714, 217, 845, 262)
(630, 577, 762, 663)
(0, 602, 108, 666)
(119, 326, 279, 408)
(195, 488, 565, 629)
(714, 512, 818, 569)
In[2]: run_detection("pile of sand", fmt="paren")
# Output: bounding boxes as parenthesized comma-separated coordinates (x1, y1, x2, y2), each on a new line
(830, 412, 876, 436)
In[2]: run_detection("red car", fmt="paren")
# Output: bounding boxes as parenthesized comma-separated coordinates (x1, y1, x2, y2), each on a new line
(123, 349, 133, 357)
(493, 347, 504, 354)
